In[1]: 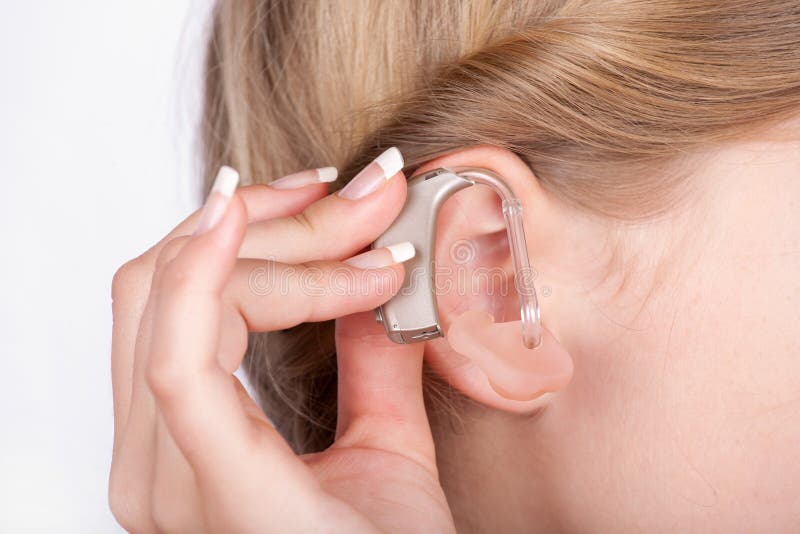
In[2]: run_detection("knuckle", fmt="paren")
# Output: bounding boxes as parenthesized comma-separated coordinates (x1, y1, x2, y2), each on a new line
(155, 236, 189, 271)
(153, 241, 211, 300)
(111, 257, 148, 304)
(290, 210, 317, 236)
(294, 262, 324, 321)
(157, 260, 192, 294)
(156, 258, 207, 300)
(145, 355, 184, 400)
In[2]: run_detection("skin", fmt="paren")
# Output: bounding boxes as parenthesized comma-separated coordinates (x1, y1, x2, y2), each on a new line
(109, 168, 455, 532)
(420, 128, 800, 532)
(110, 117, 799, 532)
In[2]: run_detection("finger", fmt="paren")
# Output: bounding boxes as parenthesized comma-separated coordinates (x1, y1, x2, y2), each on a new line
(151, 416, 204, 533)
(112, 169, 328, 439)
(146, 190, 317, 509)
(110, 235, 194, 532)
(224, 254, 408, 332)
(333, 311, 437, 472)
(153, 179, 331, 258)
(211, 245, 413, 372)
(110, 169, 330, 530)
(238, 148, 407, 263)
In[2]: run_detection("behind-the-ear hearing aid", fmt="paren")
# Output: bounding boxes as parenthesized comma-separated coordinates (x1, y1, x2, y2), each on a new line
(372, 167, 542, 349)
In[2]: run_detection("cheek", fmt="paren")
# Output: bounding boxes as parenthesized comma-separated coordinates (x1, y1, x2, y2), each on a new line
(541, 248, 800, 530)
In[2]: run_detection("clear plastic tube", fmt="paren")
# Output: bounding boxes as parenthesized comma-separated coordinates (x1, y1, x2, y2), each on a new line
(451, 167, 542, 348)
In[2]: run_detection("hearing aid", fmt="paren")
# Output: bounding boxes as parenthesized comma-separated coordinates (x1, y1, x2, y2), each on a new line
(372, 167, 542, 349)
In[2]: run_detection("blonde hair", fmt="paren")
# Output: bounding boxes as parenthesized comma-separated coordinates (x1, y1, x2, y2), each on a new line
(202, 0, 800, 452)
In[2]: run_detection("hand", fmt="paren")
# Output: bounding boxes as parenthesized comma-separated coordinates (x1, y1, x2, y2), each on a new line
(108, 163, 456, 533)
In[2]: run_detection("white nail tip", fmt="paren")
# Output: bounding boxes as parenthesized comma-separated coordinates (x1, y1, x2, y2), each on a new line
(212, 165, 240, 197)
(316, 166, 338, 183)
(374, 147, 404, 180)
(387, 241, 415, 263)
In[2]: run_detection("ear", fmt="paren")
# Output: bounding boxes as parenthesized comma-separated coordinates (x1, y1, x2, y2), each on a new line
(413, 145, 576, 414)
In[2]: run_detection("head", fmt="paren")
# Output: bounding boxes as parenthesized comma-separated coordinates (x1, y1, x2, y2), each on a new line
(203, 0, 800, 530)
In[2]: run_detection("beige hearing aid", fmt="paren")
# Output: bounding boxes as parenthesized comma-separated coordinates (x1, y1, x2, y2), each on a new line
(372, 167, 542, 349)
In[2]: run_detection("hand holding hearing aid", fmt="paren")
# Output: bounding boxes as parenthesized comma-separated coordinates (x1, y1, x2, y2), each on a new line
(109, 148, 456, 533)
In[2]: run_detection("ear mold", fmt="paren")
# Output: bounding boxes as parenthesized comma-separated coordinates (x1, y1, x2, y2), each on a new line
(446, 310, 572, 401)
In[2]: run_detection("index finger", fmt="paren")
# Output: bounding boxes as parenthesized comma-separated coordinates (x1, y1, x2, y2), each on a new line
(146, 193, 318, 516)
(112, 170, 329, 437)
(237, 148, 408, 263)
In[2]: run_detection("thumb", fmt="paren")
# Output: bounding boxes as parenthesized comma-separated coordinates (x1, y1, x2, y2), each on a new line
(333, 311, 436, 471)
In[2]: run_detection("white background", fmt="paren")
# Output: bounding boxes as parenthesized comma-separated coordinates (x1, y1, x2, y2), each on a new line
(0, 2, 212, 532)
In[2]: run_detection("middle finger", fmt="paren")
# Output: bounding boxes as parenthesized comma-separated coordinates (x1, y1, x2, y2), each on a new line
(238, 147, 407, 263)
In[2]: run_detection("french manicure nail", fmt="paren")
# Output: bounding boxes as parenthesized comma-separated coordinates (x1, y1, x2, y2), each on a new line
(269, 167, 338, 190)
(344, 241, 415, 269)
(337, 147, 404, 200)
(194, 166, 240, 234)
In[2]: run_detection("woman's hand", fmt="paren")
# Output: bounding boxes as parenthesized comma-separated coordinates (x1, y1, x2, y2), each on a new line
(109, 161, 456, 533)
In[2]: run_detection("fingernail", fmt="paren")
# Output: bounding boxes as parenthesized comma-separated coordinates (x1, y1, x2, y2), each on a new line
(269, 167, 338, 190)
(194, 166, 240, 235)
(337, 147, 404, 200)
(345, 241, 415, 269)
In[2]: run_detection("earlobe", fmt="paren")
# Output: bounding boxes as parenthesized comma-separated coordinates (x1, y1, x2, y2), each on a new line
(447, 310, 573, 402)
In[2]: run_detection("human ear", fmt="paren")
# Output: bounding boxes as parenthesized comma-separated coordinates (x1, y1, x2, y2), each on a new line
(412, 145, 574, 414)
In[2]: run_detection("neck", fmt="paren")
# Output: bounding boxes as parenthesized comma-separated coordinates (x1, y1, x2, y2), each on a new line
(431, 402, 563, 533)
